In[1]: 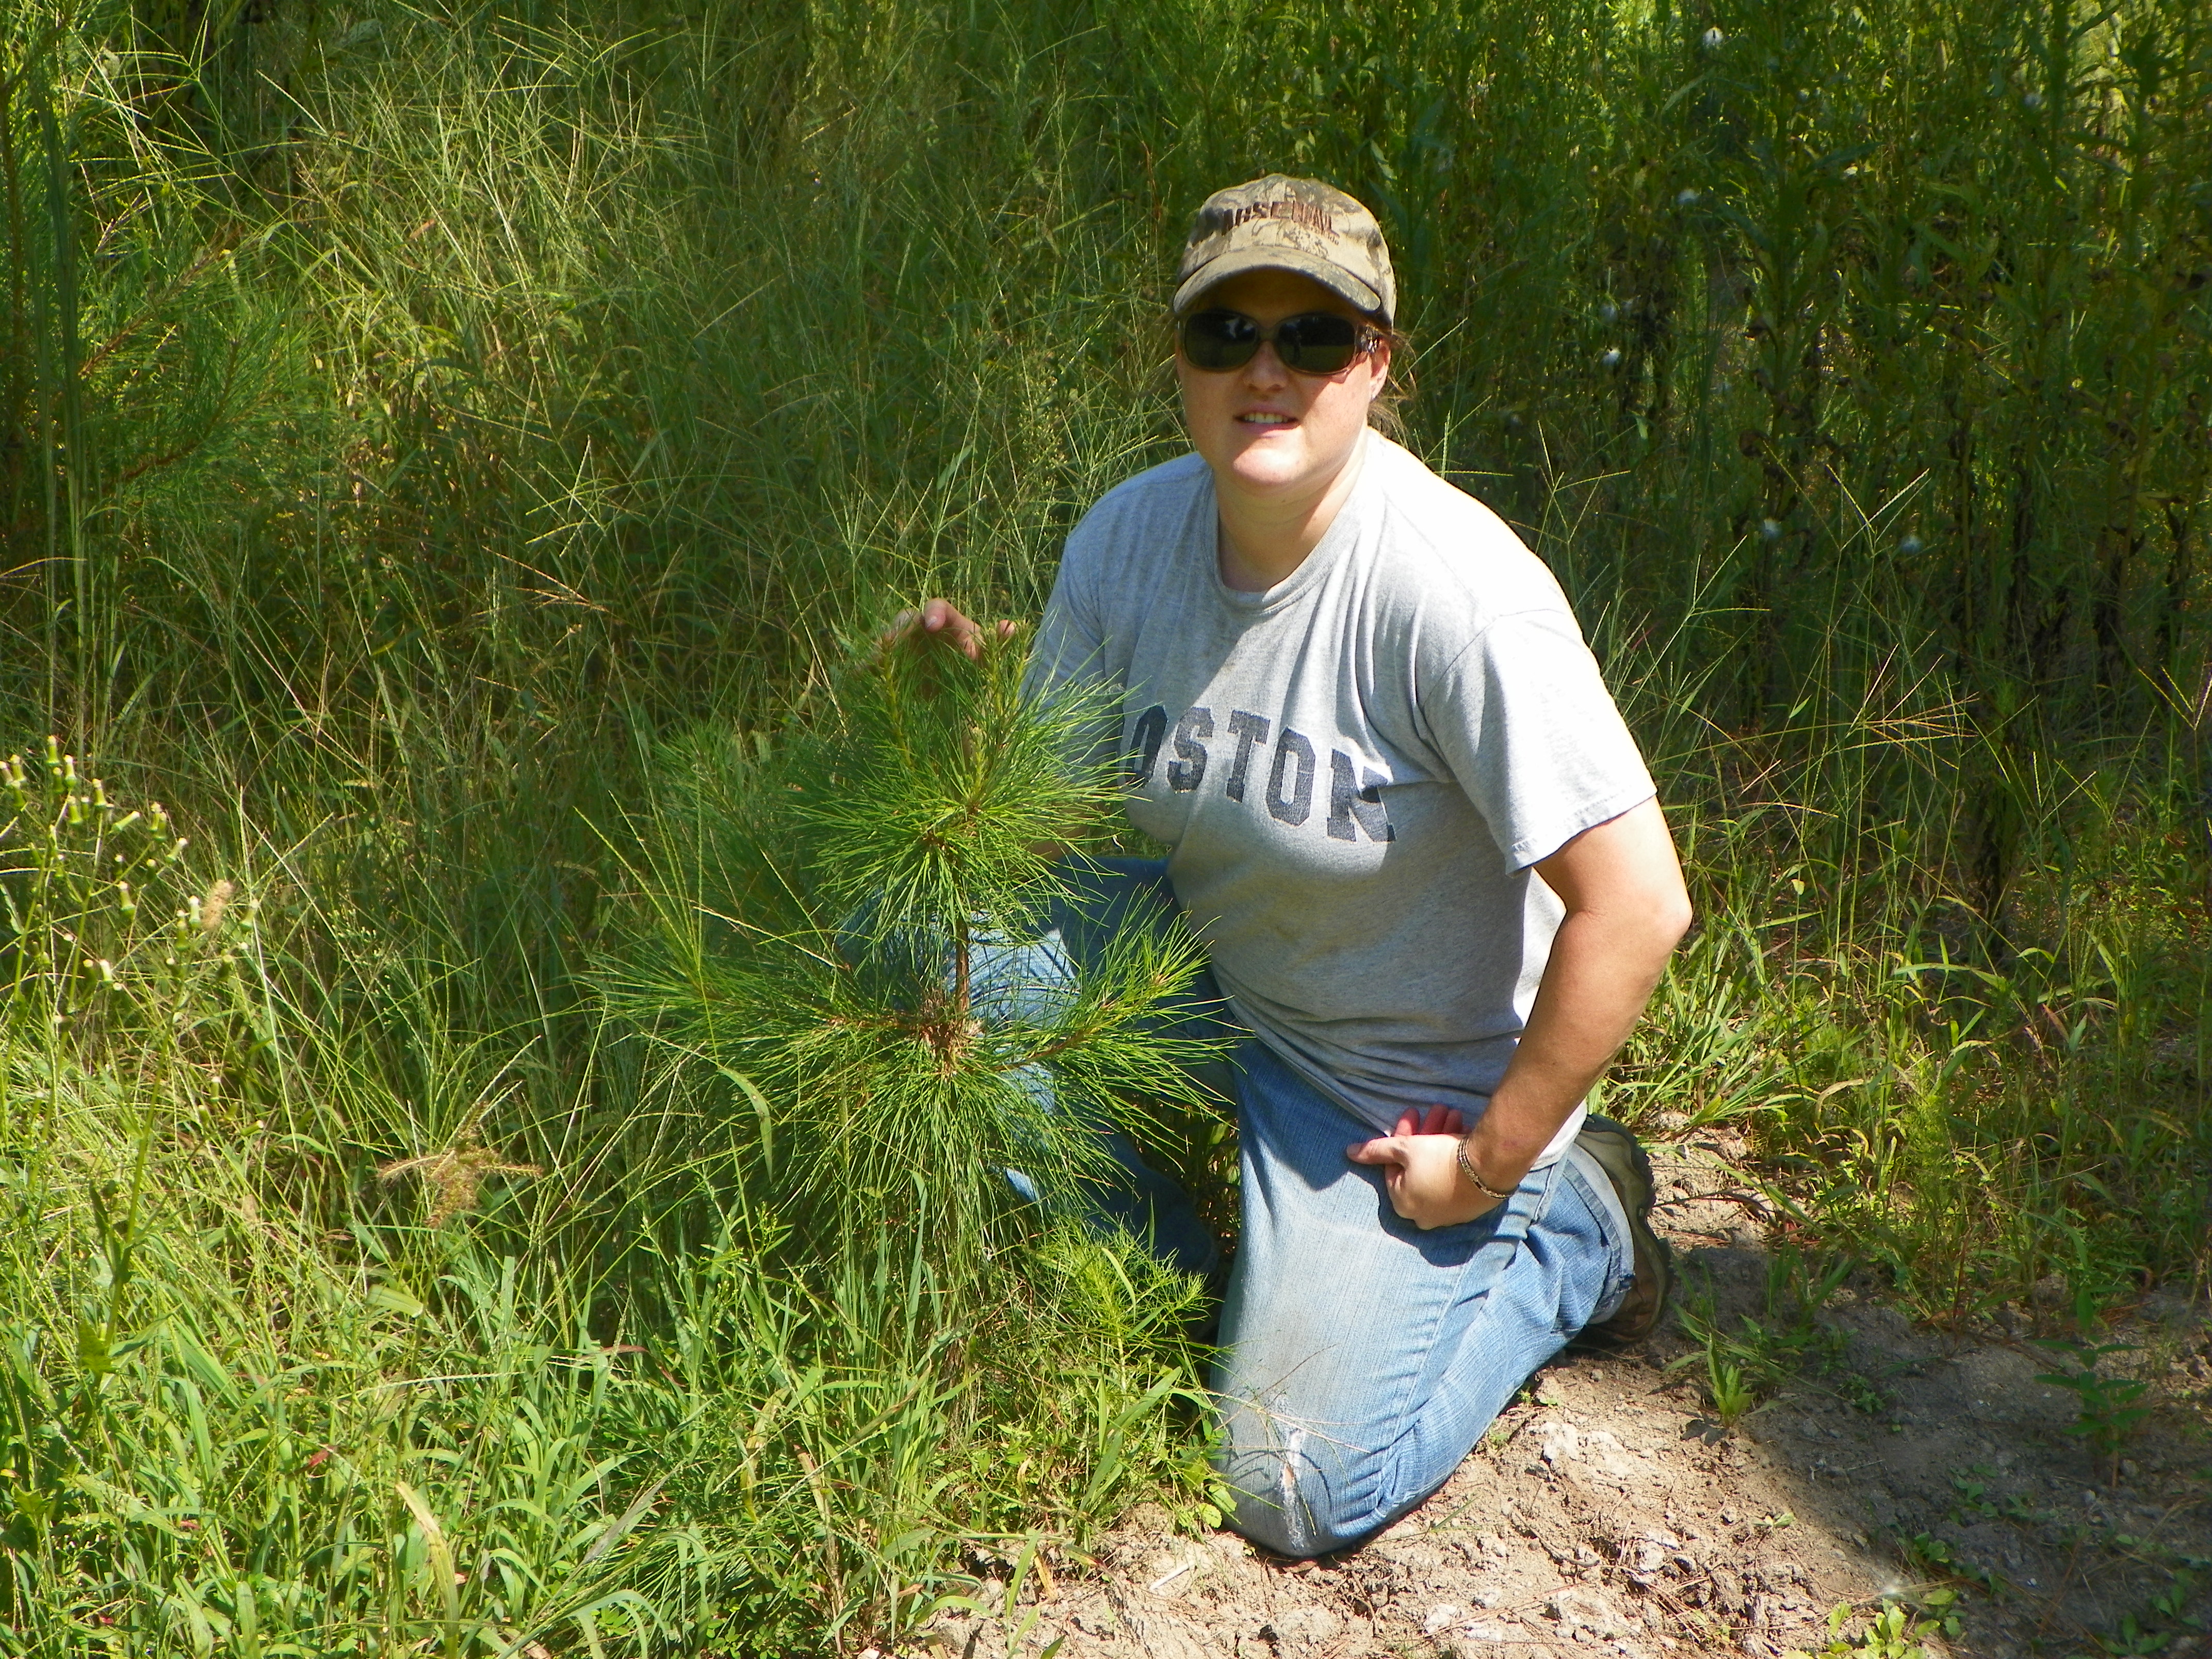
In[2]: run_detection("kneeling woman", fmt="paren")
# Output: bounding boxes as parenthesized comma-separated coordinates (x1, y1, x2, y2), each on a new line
(910, 176, 1691, 1558)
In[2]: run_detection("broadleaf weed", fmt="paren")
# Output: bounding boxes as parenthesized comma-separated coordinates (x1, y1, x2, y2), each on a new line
(2034, 1338, 2155, 1485)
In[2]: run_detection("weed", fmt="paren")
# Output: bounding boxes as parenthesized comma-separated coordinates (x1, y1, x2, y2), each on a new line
(2064, 1567, 2207, 1657)
(2078, 1617, 2174, 1657)
(2149, 1569, 2202, 1630)
(1707, 1355, 1758, 1430)
(1673, 1247, 1879, 1425)
(1895, 1531, 2002, 1597)
(2035, 1338, 2156, 1485)
(1792, 1591, 1964, 1659)
(1950, 1470, 2038, 1527)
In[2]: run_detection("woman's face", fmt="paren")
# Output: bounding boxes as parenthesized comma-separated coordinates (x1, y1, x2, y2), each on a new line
(1174, 268, 1391, 503)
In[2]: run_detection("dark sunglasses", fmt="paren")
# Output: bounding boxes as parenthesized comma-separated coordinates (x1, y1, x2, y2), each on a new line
(1177, 307, 1380, 376)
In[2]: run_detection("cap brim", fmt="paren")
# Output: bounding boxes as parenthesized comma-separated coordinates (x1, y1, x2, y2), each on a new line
(1174, 247, 1387, 323)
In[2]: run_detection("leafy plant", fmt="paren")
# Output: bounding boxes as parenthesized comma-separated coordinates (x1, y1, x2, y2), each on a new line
(2056, 1567, 2207, 1657)
(1791, 1595, 1963, 1659)
(1706, 1354, 1757, 1430)
(2034, 1338, 2155, 1485)
(1673, 1247, 1876, 1427)
(1950, 1470, 2038, 1527)
(2080, 1616, 2176, 1658)
(1895, 1531, 2000, 1596)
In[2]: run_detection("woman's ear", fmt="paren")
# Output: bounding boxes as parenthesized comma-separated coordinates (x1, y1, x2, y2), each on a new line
(1365, 339, 1393, 399)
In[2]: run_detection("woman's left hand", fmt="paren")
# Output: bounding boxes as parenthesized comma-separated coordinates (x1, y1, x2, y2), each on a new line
(1346, 1105, 1502, 1229)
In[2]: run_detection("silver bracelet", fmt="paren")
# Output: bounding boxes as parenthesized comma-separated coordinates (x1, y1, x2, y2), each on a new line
(1457, 1136, 1517, 1201)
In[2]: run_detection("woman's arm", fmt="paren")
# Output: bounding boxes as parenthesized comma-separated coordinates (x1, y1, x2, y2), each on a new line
(1346, 796, 1691, 1227)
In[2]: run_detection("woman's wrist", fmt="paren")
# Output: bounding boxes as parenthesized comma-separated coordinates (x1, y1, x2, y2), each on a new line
(1455, 1134, 1520, 1202)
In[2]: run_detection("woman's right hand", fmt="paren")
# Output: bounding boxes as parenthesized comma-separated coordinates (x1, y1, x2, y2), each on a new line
(883, 598, 1019, 661)
(1346, 1105, 1507, 1229)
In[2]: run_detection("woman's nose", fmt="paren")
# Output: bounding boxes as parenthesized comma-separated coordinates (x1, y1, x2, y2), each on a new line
(1241, 341, 1291, 386)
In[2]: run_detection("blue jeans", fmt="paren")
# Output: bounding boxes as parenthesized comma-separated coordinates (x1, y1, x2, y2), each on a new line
(987, 858, 1631, 1558)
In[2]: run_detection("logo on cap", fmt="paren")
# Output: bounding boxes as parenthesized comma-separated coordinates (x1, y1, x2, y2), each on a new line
(1220, 197, 1335, 235)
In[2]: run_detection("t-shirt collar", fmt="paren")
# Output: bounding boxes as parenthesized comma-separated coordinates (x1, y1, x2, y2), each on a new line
(1208, 429, 1377, 614)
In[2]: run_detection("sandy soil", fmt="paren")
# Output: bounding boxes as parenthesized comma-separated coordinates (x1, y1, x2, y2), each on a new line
(923, 1138, 2212, 1659)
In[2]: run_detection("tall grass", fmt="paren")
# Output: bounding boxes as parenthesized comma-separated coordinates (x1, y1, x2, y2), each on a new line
(2, 0, 2208, 1647)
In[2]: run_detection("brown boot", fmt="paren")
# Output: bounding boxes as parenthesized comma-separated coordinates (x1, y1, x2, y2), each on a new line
(1570, 1114, 1674, 1349)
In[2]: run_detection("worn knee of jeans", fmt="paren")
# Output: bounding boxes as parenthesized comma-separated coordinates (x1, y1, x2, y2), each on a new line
(1215, 1399, 1395, 1559)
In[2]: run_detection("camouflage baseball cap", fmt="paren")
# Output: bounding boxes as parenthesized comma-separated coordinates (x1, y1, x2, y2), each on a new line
(1174, 174, 1396, 325)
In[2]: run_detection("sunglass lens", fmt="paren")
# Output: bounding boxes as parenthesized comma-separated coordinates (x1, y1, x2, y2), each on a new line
(1181, 309, 1259, 371)
(1275, 313, 1362, 374)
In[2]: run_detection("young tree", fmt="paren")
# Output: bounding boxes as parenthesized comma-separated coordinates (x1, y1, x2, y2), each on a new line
(596, 632, 1225, 1300)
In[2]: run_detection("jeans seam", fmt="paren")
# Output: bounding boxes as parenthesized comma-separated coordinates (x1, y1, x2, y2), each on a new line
(1527, 1155, 1562, 1226)
(1554, 1161, 1633, 1332)
(1361, 1281, 1478, 1530)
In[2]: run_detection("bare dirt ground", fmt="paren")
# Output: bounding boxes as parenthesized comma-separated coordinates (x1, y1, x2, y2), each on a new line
(924, 1138, 2212, 1659)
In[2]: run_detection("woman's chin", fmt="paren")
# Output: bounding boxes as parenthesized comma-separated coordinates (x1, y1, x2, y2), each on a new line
(1221, 441, 1318, 495)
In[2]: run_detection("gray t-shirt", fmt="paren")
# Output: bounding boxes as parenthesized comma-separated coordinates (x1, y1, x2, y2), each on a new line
(1026, 432, 1656, 1154)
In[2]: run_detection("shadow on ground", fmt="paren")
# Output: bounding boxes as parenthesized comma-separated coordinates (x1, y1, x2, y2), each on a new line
(928, 1138, 2212, 1658)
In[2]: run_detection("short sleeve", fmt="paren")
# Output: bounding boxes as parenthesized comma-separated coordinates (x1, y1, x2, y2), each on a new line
(1021, 547, 1105, 704)
(1421, 609, 1656, 869)
(1020, 531, 1126, 772)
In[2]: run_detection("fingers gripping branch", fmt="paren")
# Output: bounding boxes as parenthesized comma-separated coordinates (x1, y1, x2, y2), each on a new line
(883, 598, 1020, 662)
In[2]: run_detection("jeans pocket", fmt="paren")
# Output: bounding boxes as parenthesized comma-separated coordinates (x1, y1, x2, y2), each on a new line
(1523, 1157, 1565, 1228)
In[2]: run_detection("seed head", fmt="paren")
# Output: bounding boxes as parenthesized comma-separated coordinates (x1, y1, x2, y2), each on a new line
(379, 1135, 544, 1226)
(201, 879, 235, 932)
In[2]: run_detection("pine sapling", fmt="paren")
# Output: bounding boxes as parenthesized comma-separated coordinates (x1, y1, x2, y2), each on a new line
(596, 628, 1230, 1303)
